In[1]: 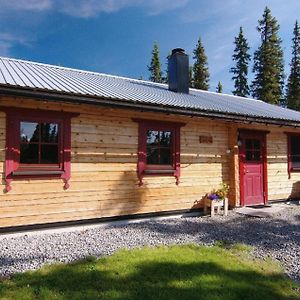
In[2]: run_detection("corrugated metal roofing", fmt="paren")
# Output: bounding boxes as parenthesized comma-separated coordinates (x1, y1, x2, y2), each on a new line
(1, 56, 300, 123)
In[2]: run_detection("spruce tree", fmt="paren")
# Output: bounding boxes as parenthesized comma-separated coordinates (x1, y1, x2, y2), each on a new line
(192, 38, 209, 90)
(251, 7, 285, 104)
(148, 42, 163, 83)
(189, 66, 193, 88)
(230, 27, 250, 97)
(287, 21, 300, 110)
(162, 53, 170, 84)
(216, 81, 223, 93)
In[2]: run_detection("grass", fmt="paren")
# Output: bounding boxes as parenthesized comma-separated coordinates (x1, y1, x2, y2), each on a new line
(0, 243, 299, 300)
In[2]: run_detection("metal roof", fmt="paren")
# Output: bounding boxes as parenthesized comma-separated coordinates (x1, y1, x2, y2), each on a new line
(1, 56, 300, 124)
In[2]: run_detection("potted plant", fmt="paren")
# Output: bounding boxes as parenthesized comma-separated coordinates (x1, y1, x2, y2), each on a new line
(207, 183, 229, 202)
(204, 183, 229, 216)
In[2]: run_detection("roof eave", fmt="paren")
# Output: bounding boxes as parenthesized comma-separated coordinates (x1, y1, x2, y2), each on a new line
(1, 85, 300, 128)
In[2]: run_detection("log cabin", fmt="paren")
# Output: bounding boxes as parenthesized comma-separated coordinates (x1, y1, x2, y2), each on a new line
(1, 48, 300, 230)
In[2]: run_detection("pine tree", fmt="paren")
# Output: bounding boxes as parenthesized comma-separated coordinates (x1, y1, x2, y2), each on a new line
(192, 38, 209, 90)
(230, 27, 251, 97)
(287, 21, 300, 110)
(216, 81, 223, 93)
(251, 7, 285, 104)
(148, 42, 163, 83)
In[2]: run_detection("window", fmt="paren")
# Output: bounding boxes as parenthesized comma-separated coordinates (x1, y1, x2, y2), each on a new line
(133, 118, 185, 185)
(245, 139, 261, 162)
(287, 133, 300, 178)
(1, 107, 79, 192)
(146, 130, 172, 165)
(19, 122, 59, 166)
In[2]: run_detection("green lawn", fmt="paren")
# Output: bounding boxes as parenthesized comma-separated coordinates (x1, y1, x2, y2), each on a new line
(0, 244, 299, 300)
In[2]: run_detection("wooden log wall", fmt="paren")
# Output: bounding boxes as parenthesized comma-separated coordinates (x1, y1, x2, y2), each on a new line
(0, 96, 299, 228)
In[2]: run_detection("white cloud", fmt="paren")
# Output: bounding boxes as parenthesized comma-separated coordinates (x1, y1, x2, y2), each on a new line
(59, 0, 138, 17)
(0, 33, 29, 44)
(0, 41, 11, 56)
(0, 33, 33, 56)
(0, 0, 190, 57)
(59, 0, 190, 18)
(144, 0, 190, 16)
(0, 0, 52, 11)
(0, 0, 190, 18)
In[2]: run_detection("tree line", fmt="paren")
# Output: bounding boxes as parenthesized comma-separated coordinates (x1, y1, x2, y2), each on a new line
(147, 7, 300, 110)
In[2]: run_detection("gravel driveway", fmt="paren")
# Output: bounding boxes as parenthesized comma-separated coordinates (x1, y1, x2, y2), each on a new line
(0, 203, 300, 283)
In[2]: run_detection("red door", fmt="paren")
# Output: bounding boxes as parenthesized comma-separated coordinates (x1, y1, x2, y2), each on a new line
(239, 131, 267, 206)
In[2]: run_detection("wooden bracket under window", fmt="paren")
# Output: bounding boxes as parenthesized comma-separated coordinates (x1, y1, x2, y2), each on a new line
(138, 169, 180, 186)
(5, 178, 12, 193)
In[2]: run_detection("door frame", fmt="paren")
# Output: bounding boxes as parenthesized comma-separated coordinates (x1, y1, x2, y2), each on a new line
(238, 129, 268, 206)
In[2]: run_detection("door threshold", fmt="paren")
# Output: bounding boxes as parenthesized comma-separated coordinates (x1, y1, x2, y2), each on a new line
(236, 205, 284, 218)
(247, 204, 271, 209)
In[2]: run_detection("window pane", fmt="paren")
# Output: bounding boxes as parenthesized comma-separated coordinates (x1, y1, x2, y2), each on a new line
(147, 130, 159, 145)
(20, 122, 39, 143)
(245, 139, 252, 150)
(160, 148, 172, 164)
(292, 155, 300, 163)
(160, 131, 171, 146)
(147, 147, 159, 164)
(246, 150, 252, 161)
(41, 145, 59, 164)
(253, 151, 261, 161)
(253, 140, 260, 150)
(41, 123, 59, 143)
(291, 136, 300, 162)
(291, 136, 300, 164)
(20, 144, 39, 163)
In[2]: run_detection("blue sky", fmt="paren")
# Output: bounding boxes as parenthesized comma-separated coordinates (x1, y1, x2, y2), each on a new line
(0, 0, 299, 94)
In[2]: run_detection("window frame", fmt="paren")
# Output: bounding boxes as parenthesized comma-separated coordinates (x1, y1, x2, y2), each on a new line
(286, 132, 300, 178)
(133, 118, 185, 185)
(18, 117, 62, 172)
(0, 107, 79, 192)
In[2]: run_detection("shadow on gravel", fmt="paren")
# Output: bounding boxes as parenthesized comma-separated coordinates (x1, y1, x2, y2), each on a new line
(0, 259, 297, 299)
(112, 212, 300, 251)
(0, 255, 46, 269)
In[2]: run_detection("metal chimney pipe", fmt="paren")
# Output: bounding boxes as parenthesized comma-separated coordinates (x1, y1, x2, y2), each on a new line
(168, 48, 189, 94)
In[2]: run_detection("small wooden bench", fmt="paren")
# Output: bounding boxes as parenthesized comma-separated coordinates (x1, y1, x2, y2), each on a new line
(204, 197, 228, 217)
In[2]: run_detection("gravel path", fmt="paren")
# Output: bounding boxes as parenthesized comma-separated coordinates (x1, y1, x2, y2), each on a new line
(0, 203, 300, 283)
